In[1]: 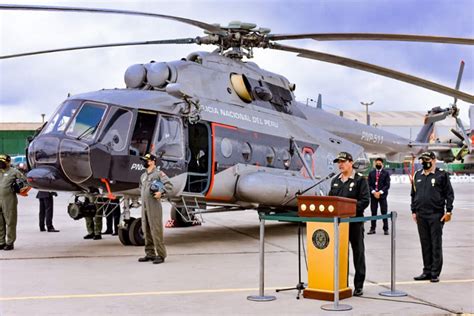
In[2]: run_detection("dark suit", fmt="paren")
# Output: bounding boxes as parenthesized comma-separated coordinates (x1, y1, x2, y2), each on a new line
(367, 168, 390, 231)
(36, 191, 57, 230)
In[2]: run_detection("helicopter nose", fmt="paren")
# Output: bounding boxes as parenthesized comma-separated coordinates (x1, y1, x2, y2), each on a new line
(27, 165, 80, 191)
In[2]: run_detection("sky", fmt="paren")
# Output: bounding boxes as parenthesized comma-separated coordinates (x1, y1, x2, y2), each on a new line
(0, 0, 473, 125)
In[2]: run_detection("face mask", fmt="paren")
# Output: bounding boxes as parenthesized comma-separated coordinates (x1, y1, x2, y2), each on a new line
(375, 164, 382, 170)
(422, 161, 432, 170)
(0, 161, 6, 169)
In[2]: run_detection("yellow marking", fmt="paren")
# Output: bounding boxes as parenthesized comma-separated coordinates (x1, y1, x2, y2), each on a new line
(0, 279, 472, 302)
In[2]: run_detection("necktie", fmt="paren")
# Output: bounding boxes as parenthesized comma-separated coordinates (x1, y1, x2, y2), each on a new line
(375, 171, 380, 191)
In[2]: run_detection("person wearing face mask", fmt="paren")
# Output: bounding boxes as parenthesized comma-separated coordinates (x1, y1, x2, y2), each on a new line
(138, 153, 173, 264)
(0, 154, 29, 250)
(329, 152, 370, 297)
(367, 157, 391, 235)
(411, 151, 454, 283)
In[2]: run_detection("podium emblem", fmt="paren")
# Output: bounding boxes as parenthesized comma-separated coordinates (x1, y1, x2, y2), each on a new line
(312, 229, 330, 249)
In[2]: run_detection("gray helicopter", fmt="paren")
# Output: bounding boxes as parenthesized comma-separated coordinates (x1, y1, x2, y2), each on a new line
(1, 5, 472, 246)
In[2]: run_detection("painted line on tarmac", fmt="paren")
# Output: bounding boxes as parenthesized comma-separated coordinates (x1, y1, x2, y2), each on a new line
(1, 279, 472, 302)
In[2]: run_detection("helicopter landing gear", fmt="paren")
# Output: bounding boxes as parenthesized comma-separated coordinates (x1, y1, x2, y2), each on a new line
(118, 217, 135, 246)
(129, 217, 145, 246)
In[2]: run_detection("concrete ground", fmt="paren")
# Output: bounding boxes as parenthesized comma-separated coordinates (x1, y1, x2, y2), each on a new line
(0, 183, 472, 315)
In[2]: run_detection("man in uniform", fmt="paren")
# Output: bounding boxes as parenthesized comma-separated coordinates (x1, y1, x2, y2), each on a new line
(84, 205, 103, 240)
(329, 152, 370, 296)
(36, 191, 59, 232)
(411, 151, 454, 283)
(138, 153, 173, 264)
(367, 157, 391, 235)
(0, 154, 28, 250)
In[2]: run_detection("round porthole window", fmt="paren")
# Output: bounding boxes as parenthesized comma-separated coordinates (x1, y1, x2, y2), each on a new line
(242, 142, 252, 162)
(221, 138, 233, 158)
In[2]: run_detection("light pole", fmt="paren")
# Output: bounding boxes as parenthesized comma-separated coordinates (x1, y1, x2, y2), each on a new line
(360, 101, 374, 125)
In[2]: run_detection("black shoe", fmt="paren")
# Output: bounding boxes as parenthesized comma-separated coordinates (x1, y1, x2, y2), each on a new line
(414, 273, 431, 281)
(112, 232, 118, 236)
(83, 234, 94, 239)
(0, 244, 5, 250)
(102, 230, 113, 235)
(430, 276, 440, 283)
(367, 229, 376, 235)
(40, 227, 46, 232)
(153, 257, 165, 264)
(4, 244, 14, 251)
(93, 235, 102, 240)
(353, 288, 363, 296)
(48, 228, 60, 232)
(138, 256, 156, 262)
(384, 230, 389, 235)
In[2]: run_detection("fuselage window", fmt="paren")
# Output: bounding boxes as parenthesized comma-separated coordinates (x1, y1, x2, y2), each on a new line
(129, 111, 157, 156)
(221, 138, 233, 158)
(242, 142, 252, 162)
(266, 147, 276, 166)
(99, 108, 132, 152)
(66, 102, 107, 141)
(155, 116, 184, 159)
(42, 100, 81, 135)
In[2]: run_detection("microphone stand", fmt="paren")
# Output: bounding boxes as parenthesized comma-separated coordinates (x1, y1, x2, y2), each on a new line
(276, 172, 336, 299)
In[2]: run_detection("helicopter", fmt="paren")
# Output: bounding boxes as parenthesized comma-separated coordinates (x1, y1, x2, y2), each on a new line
(0, 4, 472, 246)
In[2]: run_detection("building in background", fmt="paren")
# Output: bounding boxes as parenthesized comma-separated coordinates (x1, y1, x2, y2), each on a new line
(0, 122, 42, 155)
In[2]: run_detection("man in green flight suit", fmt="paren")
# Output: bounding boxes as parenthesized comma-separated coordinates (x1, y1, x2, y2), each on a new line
(138, 153, 173, 264)
(0, 154, 29, 250)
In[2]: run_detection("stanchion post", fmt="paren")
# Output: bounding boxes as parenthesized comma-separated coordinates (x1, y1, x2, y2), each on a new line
(321, 217, 352, 311)
(247, 213, 276, 302)
(380, 211, 407, 297)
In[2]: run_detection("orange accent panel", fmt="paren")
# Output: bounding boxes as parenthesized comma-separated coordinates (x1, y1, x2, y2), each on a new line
(100, 178, 117, 200)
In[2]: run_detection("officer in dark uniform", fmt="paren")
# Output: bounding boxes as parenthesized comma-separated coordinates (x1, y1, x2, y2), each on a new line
(411, 151, 454, 283)
(36, 191, 59, 232)
(329, 152, 370, 296)
(367, 157, 391, 235)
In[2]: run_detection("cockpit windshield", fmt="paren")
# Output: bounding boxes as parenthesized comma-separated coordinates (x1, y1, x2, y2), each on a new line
(42, 100, 81, 135)
(66, 102, 107, 140)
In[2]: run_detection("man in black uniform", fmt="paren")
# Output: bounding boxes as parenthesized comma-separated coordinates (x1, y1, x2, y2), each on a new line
(36, 191, 59, 232)
(329, 152, 370, 296)
(367, 158, 391, 235)
(411, 151, 454, 283)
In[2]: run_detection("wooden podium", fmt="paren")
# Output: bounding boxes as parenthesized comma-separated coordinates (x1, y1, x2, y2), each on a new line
(297, 196, 356, 301)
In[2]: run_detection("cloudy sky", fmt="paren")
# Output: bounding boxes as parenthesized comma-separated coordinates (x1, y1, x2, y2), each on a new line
(0, 0, 473, 124)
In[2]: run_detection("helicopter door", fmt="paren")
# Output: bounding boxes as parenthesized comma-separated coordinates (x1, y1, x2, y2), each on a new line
(185, 122, 211, 194)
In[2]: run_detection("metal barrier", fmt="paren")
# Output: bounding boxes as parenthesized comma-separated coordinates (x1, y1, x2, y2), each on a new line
(247, 212, 407, 310)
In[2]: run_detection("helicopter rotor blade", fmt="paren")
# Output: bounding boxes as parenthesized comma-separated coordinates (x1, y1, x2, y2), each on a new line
(0, 38, 197, 60)
(0, 4, 225, 35)
(270, 43, 474, 104)
(453, 60, 465, 105)
(268, 33, 474, 45)
(455, 117, 472, 153)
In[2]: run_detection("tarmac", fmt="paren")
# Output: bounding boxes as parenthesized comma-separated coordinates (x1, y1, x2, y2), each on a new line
(0, 183, 472, 315)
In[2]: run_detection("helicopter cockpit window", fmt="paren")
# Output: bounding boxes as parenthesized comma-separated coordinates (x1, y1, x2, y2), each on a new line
(99, 108, 132, 152)
(155, 116, 184, 159)
(42, 100, 81, 135)
(66, 102, 107, 141)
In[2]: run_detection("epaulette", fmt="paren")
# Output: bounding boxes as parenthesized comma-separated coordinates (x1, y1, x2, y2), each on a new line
(439, 168, 444, 171)
(357, 172, 364, 177)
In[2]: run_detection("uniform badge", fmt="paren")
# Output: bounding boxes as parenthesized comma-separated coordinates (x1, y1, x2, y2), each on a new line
(431, 178, 435, 186)
(333, 183, 338, 187)
(349, 182, 354, 191)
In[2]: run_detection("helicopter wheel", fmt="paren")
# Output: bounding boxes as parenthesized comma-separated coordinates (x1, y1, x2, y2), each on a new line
(118, 217, 135, 246)
(129, 217, 145, 246)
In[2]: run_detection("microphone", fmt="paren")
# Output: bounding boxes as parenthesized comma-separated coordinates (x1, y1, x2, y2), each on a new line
(282, 171, 336, 206)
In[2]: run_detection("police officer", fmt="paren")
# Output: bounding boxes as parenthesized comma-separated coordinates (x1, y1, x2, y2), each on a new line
(0, 154, 28, 250)
(367, 157, 391, 235)
(138, 153, 173, 264)
(36, 191, 59, 232)
(329, 152, 370, 296)
(411, 151, 454, 283)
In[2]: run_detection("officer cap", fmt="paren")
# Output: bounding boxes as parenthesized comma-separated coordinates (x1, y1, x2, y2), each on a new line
(140, 153, 157, 162)
(418, 151, 436, 160)
(0, 154, 11, 162)
(333, 152, 353, 163)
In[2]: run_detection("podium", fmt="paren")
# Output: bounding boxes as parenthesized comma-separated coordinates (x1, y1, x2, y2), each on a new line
(298, 196, 356, 301)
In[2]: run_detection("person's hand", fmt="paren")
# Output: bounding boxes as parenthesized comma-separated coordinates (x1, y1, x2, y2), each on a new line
(440, 212, 452, 223)
(374, 192, 380, 199)
(412, 213, 417, 223)
(154, 191, 162, 199)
